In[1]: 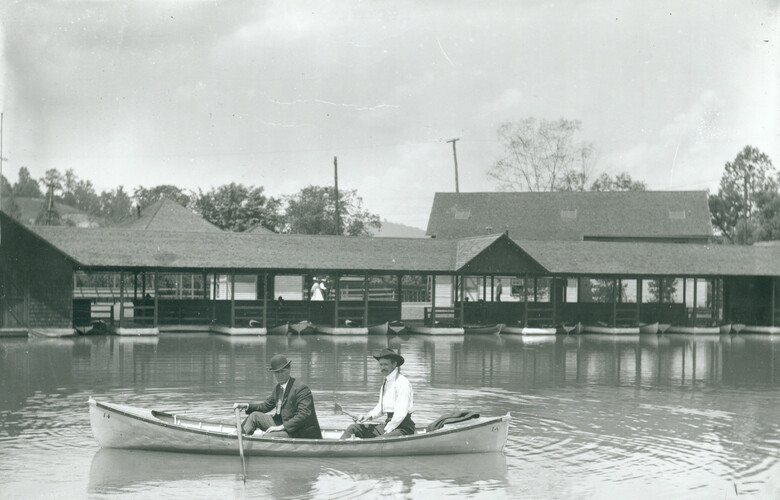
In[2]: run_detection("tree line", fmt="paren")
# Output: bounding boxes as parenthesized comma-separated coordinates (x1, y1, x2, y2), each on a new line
(0, 167, 381, 236)
(2, 118, 776, 243)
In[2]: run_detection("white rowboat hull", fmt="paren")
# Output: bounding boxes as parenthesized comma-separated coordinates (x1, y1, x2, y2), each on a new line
(89, 399, 509, 457)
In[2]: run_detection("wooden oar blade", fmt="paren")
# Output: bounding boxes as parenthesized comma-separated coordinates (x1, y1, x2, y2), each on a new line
(334, 403, 344, 415)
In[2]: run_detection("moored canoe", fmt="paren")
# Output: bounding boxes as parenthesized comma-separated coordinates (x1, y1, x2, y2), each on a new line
(89, 399, 509, 457)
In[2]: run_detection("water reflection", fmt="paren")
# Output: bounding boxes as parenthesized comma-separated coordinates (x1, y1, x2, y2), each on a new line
(1, 332, 779, 498)
(88, 449, 508, 497)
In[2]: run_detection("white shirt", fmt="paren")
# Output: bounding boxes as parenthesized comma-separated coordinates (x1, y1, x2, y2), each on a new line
(368, 368, 413, 433)
(310, 283, 324, 301)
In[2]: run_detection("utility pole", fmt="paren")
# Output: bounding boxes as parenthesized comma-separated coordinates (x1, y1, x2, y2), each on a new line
(334, 156, 341, 235)
(0, 112, 5, 244)
(447, 138, 460, 193)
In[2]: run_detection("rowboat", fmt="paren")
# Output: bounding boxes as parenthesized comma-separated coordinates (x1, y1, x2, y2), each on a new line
(559, 323, 577, 335)
(658, 323, 671, 334)
(290, 321, 315, 335)
(367, 322, 389, 335)
(89, 398, 510, 457)
(666, 325, 720, 334)
(719, 323, 732, 334)
(315, 323, 368, 335)
(463, 324, 504, 335)
(267, 323, 291, 336)
(638, 322, 659, 334)
(408, 325, 465, 335)
(732, 323, 746, 334)
(501, 324, 556, 335)
(583, 324, 640, 335)
(388, 321, 407, 335)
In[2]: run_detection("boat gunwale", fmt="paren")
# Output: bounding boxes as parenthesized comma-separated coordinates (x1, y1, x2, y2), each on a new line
(90, 399, 510, 447)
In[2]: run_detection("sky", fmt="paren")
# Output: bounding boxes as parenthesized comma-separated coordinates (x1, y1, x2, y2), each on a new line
(0, 0, 777, 229)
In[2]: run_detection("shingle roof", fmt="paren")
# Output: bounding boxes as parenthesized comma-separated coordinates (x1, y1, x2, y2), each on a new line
(426, 191, 713, 240)
(518, 239, 780, 277)
(28, 226, 459, 272)
(119, 199, 222, 232)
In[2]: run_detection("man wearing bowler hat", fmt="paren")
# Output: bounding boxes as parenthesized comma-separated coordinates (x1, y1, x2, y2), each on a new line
(340, 348, 415, 439)
(234, 354, 322, 439)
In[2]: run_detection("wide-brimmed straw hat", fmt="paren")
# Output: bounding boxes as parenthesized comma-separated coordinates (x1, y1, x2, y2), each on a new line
(373, 348, 404, 367)
(268, 354, 292, 372)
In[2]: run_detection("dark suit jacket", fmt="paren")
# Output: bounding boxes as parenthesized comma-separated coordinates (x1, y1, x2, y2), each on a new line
(247, 377, 322, 439)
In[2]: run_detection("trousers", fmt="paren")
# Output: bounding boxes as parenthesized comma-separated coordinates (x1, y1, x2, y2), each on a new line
(340, 412, 415, 439)
(242, 411, 290, 437)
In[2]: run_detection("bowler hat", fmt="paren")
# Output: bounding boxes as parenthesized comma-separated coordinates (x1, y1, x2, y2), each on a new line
(268, 354, 292, 372)
(373, 348, 404, 367)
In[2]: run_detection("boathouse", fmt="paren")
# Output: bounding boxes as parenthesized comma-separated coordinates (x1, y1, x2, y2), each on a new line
(0, 191, 778, 336)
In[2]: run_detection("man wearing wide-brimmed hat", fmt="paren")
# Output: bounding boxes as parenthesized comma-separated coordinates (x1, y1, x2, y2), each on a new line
(339, 348, 415, 439)
(234, 354, 322, 439)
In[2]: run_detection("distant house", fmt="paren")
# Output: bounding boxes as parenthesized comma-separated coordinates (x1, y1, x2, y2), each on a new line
(425, 191, 713, 243)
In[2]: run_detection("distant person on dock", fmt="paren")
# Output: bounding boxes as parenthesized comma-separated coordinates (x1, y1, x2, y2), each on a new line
(310, 278, 325, 301)
(495, 280, 503, 302)
(340, 348, 414, 439)
(234, 354, 322, 439)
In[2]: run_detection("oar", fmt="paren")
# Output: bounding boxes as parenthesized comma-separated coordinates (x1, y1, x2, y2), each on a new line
(334, 403, 358, 422)
(234, 407, 247, 483)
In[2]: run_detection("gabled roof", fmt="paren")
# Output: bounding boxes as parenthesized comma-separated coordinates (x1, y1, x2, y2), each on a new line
(28, 225, 459, 272)
(119, 199, 222, 232)
(517, 239, 780, 277)
(426, 191, 713, 241)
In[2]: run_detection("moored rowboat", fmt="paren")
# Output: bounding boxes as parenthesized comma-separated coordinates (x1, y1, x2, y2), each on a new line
(89, 399, 510, 457)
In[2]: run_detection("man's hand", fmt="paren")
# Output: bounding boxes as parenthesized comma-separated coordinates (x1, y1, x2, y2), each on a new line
(357, 413, 371, 423)
(233, 402, 249, 412)
(266, 425, 285, 433)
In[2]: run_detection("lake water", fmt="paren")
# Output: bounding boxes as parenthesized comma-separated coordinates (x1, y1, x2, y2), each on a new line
(1, 332, 779, 499)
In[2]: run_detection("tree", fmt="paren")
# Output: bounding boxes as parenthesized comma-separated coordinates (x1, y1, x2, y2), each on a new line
(756, 190, 780, 241)
(99, 186, 134, 224)
(0, 174, 21, 219)
(709, 146, 777, 244)
(590, 172, 647, 192)
(12, 167, 43, 197)
(488, 118, 596, 192)
(194, 183, 282, 232)
(133, 185, 192, 209)
(283, 185, 381, 236)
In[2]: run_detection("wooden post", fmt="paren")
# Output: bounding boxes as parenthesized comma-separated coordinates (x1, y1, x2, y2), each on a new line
(262, 273, 268, 328)
(490, 276, 494, 301)
(230, 271, 235, 329)
(202, 271, 207, 299)
(133, 272, 138, 300)
(771, 277, 777, 326)
(683, 277, 687, 323)
(659, 278, 664, 304)
(523, 274, 529, 328)
(636, 279, 642, 326)
(482, 276, 487, 302)
(396, 274, 403, 321)
(551, 277, 557, 327)
(119, 271, 125, 327)
(612, 278, 617, 327)
(334, 273, 340, 327)
(363, 274, 369, 328)
(692, 278, 698, 326)
(459, 274, 465, 326)
(431, 275, 437, 325)
(153, 272, 159, 327)
(211, 273, 217, 322)
(142, 272, 147, 298)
